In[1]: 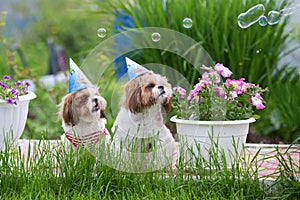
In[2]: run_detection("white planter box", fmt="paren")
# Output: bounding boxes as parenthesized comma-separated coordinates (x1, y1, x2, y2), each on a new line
(170, 116, 255, 167)
(0, 91, 36, 151)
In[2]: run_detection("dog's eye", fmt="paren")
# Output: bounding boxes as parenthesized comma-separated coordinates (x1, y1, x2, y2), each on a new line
(80, 95, 89, 103)
(146, 83, 155, 89)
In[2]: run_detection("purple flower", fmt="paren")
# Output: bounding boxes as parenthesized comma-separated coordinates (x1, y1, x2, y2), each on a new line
(1, 83, 9, 89)
(11, 88, 19, 95)
(25, 81, 31, 87)
(15, 81, 22, 87)
(22, 86, 28, 93)
(6, 98, 15, 105)
(3, 75, 10, 80)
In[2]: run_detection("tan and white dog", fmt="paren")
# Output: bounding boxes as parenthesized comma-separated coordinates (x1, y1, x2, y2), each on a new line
(58, 58, 110, 152)
(58, 87, 110, 151)
(112, 71, 179, 169)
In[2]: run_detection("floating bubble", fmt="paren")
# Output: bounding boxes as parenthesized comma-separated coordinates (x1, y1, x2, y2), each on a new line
(97, 28, 107, 38)
(279, 4, 300, 16)
(183, 18, 193, 29)
(267, 10, 280, 25)
(237, 4, 265, 29)
(151, 32, 161, 42)
(259, 16, 268, 27)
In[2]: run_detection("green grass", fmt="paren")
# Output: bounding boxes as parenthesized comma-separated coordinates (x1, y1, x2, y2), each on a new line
(1, 140, 299, 199)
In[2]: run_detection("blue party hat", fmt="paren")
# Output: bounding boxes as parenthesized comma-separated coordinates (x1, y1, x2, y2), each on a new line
(126, 57, 149, 80)
(68, 58, 94, 93)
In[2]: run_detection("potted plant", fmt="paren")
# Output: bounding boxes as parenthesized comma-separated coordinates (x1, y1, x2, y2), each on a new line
(171, 63, 268, 167)
(0, 75, 36, 151)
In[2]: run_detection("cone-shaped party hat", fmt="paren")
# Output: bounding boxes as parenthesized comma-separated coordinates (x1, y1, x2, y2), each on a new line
(126, 57, 149, 80)
(69, 58, 94, 93)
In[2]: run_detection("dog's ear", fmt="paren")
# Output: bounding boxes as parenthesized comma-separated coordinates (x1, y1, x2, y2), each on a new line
(124, 80, 143, 114)
(58, 93, 78, 126)
(97, 95, 107, 119)
(100, 110, 106, 118)
(162, 98, 172, 113)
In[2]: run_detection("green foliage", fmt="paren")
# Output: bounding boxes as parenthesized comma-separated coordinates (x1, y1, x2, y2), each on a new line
(108, 0, 292, 87)
(11, 0, 112, 59)
(0, 0, 116, 139)
(256, 68, 300, 142)
(1, 141, 299, 199)
(105, 0, 300, 142)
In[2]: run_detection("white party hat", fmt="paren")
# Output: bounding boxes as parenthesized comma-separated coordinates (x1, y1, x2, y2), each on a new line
(126, 57, 149, 80)
(68, 58, 94, 93)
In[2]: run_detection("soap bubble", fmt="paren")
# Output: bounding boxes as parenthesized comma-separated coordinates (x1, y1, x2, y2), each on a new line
(267, 10, 280, 25)
(238, 4, 265, 29)
(151, 32, 161, 42)
(183, 18, 193, 29)
(97, 28, 107, 38)
(259, 16, 268, 26)
(280, 4, 300, 16)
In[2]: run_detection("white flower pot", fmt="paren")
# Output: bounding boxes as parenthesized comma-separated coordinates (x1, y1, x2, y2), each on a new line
(0, 91, 36, 151)
(170, 116, 255, 167)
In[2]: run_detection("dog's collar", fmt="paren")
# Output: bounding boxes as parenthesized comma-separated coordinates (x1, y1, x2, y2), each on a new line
(65, 128, 109, 149)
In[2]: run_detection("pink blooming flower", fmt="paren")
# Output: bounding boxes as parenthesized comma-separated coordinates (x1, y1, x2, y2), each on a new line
(214, 86, 226, 98)
(172, 63, 268, 121)
(225, 78, 247, 95)
(193, 79, 208, 92)
(194, 95, 202, 104)
(228, 91, 238, 101)
(188, 89, 198, 101)
(202, 70, 221, 84)
(173, 86, 186, 98)
(251, 93, 265, 110)
(214, 63, 232, 78)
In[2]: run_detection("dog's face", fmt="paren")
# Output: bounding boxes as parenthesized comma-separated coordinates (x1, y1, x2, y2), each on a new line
(58, 87, 107, 126)
(123, 72, 172, 114)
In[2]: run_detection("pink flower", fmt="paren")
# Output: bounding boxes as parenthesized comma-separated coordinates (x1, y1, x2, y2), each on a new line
(214, 63, 232, 78)
(225, 78, 247, 94)
(194, 80, 207, 92)
(214, 86, 226, 98)
(173, 86, 186, 98)
(251, 93, 265, 110)
(202, 70, 221, 84)
(188, 89, 198, 101)
(228, 91, 238, 101)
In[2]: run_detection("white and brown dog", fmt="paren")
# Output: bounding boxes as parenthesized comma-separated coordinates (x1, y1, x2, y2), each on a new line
(112, 71, 179, 169)
(58, 87, 110, 151)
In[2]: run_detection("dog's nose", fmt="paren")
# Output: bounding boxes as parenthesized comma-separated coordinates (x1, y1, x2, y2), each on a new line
(92, 98, 99, 107)
(158, 85, 165, 95)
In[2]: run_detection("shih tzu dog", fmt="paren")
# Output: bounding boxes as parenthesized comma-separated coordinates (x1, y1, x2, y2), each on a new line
(112, 71, 179, 170)
(58, 87, 110, 151)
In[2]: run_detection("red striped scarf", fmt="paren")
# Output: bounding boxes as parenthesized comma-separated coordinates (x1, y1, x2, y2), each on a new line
(65, 128, 109, 149)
